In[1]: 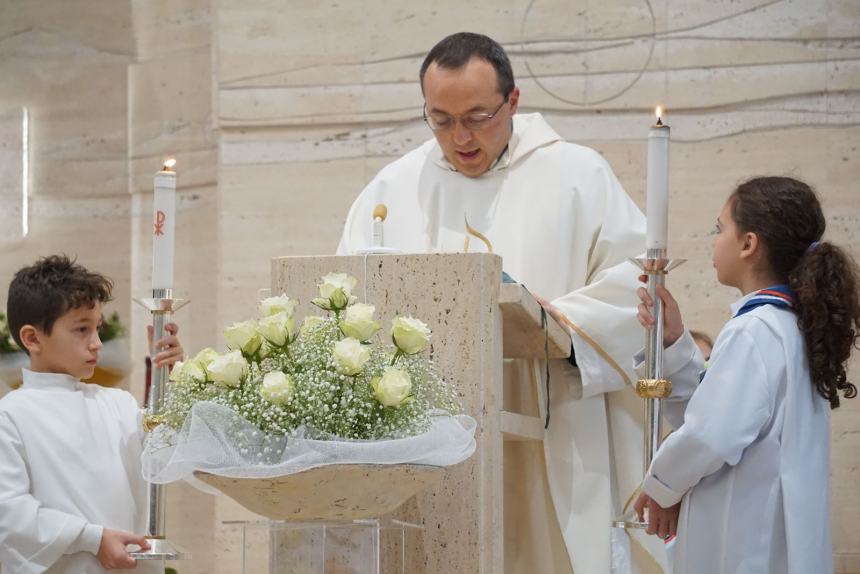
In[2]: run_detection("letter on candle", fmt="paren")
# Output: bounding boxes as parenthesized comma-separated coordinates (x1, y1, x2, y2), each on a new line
(152, 159, 176, 290)
(646, 108, 670, 251)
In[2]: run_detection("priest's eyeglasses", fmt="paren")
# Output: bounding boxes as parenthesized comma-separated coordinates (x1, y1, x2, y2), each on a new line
(423, 96, 509, 131)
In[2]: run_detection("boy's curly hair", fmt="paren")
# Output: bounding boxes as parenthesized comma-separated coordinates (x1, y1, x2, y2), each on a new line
(7, 255, 113, 355)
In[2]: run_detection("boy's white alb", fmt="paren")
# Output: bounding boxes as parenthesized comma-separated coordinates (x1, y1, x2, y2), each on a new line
(0, 370, 161, 574)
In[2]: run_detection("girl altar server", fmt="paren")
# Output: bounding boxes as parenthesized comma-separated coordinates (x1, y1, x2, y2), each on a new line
(633, 176, 859, 573)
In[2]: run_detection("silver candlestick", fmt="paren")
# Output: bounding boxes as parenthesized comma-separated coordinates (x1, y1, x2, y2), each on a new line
(613, 249, 684, 529)
(131, 288, 190, 560)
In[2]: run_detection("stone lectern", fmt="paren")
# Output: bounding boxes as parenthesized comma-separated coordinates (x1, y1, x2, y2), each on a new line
(268, 253, 573, 573)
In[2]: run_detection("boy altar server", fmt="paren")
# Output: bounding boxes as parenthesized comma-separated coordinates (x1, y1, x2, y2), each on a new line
(0, 255, 181, 573)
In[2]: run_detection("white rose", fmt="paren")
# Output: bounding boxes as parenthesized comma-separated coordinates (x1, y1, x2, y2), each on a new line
(339, 303, 380, 342)
(318, 273, 358, 299)
(207, 350, 248, 387)
(256, 312, 296, 347)
(169, 359, 206, 383)
(391, 316, 431, 355)
(332, 337, 370, 376)
(259, 371, 294, 405)
(168, 360, 185, 382)
(190, 347, 220, 380)
(300, 315, 325, 336)
(259, 294, 298, 318)
(224, 319, 262, 355)
(371, 368, 413, 407)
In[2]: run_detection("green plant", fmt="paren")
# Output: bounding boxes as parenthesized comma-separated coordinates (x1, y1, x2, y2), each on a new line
(0, 313, 21, 354)
(98, 311, 125, 343)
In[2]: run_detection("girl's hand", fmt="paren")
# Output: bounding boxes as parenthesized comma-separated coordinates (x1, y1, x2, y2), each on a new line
(634, 492, 681, 540)
(636, 275, 685, 348)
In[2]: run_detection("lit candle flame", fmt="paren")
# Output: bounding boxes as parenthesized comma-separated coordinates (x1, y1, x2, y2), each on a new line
(655, 106, 664, 126)
(163, 158, 177, 171)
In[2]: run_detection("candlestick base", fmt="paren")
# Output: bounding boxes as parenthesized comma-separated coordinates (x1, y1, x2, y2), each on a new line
(130, 537, 189, 560)
(612, 519, 648, 530)
(612, 507, 647, 530)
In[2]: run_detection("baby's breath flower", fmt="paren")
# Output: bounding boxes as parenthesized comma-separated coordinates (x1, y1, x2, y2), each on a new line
(159, 276, 463, 443)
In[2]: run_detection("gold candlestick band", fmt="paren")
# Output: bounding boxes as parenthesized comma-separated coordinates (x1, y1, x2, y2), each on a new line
(142, 413, 164, 433)
(635, 378, 673, 399)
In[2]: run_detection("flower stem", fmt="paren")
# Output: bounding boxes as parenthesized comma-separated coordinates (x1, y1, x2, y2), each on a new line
(390, 349, 402, 366)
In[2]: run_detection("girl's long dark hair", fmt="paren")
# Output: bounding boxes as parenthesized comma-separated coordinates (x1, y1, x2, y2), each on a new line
(731, 177, 860, 408)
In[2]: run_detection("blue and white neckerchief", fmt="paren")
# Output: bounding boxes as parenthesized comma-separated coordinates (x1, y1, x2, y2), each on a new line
(698, 284, 796, 383)
(733, 284, 796, 318)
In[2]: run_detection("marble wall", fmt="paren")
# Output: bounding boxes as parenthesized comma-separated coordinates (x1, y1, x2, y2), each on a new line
(0, 0, 858, 571)
(0, 0, 134, 334)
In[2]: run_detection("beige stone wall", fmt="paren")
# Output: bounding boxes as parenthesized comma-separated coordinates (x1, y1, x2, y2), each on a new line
(1, 0, 858, 571)
(0, 0, 134, 353)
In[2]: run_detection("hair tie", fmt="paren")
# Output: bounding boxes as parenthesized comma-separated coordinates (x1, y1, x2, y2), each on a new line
(807, 240, 820, 252)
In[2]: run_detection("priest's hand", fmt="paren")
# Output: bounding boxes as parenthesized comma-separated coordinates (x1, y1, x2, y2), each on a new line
(636, 275, 684, 347)
(634, 492, 680, 540)
(97, 528, 149, 569)
(147, 323, 184, 368)
(533, 294, 569, 331)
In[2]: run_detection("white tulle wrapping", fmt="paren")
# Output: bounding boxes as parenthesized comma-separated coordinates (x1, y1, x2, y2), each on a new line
(142, 401, 477, 493)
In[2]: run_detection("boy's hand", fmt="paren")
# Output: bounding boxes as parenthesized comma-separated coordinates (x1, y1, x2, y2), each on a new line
(636, 275, 684, 347)
(147, 322, 184, 368)
(96, 528, 149, 570)
(634, 492, 681, 540)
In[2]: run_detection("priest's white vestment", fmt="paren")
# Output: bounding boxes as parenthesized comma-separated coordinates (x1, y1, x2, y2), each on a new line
(338, 113, 667, 573)
(639, 296, 832, 574)
(0, 369, 159, 574)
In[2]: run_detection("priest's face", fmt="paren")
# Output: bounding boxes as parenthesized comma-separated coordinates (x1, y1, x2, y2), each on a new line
(422, 57, 519, 177)
(30, 304, 104, 379)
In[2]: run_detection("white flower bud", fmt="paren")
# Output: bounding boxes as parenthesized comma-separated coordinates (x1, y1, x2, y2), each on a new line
(259, 371, 294, 405)
(259, 294, 298, 319)
(339, 303, 380, 342)
(371, 368, 413, 407)
(256, 312, 296, 347)
(207, 350, 249, 387)
(391, 316, 431, 355)
(332, 337, 370, 376)
(224, 319, 263, 355)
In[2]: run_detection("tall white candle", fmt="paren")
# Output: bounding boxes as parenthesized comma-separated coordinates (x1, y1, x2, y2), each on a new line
(152, 158, 176, 291)
(646, 107, 670, 251)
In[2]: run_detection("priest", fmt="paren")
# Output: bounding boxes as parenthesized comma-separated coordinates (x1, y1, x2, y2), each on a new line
(338, 32, 666, 573)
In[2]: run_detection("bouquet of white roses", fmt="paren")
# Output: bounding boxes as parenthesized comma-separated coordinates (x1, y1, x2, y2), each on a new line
(145, 273, 475, 485)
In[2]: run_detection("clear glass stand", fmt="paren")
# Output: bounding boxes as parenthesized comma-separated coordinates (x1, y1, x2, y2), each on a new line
(224, 519, 423, 574)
